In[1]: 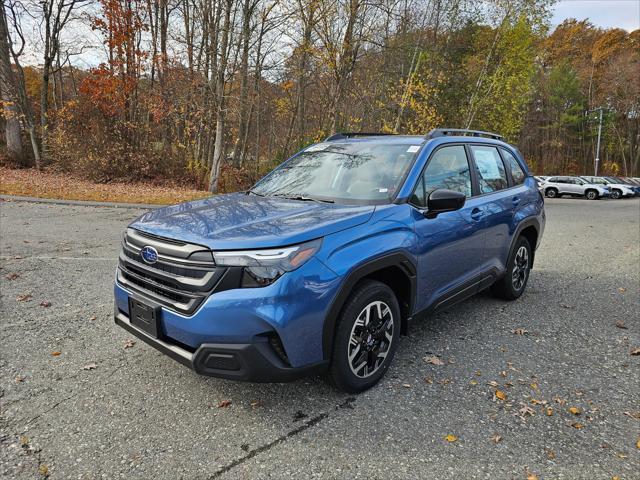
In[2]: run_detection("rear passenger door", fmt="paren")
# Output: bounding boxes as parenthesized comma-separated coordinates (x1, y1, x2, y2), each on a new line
(468, 145, 514, 272)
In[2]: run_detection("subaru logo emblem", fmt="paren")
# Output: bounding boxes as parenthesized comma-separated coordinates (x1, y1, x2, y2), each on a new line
(140, 246, 158, 264)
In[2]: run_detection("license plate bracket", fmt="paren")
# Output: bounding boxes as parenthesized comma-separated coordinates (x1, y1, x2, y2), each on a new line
(129, 297, 161, 338)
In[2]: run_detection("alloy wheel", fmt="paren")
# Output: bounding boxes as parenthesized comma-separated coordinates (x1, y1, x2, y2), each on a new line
(512, 245, 529, 291)
(347, 301, 394, 378)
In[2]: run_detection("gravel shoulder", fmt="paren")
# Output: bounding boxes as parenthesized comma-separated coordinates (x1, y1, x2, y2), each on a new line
(1, 198, 639, 479)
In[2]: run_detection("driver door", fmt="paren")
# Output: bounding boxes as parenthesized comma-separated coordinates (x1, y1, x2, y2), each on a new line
(410, 145, 487, 312)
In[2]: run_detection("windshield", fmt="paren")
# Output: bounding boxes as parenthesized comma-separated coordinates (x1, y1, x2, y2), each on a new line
(251, 142, 420, 204)
(606, 177, 626, 184)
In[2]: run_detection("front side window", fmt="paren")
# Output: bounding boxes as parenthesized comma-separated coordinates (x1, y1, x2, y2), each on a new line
(410, 145, 471, 207)
(502, 149, 526, 185)
(471, 146, 508, 193)
(252, 142, 419, 204)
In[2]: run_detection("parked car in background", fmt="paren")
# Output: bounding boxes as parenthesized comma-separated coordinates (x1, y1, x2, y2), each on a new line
(541, 176, 609, 200)
(609, 177, 640, 197)
(579, 176, 635, 199)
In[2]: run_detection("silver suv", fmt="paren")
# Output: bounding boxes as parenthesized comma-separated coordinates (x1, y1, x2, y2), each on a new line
(542, 176, 609, 200)
(579, 176, 635, 199)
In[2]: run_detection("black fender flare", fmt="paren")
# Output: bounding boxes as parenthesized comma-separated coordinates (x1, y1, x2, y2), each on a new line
(507, 217, 540, 269)
(321, 251, 417, 360)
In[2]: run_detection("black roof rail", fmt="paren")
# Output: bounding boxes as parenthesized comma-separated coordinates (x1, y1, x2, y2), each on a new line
(426, 128, 503, 140)
(324, 132, 395, 141)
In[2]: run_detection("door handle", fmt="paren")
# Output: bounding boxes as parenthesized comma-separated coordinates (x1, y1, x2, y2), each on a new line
(512, 196, 521, 205)
(470, 207, 483, 220)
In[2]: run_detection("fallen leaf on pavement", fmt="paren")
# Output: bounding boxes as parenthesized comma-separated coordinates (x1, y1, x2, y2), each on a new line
(546, 407, 554, 416)
(616, 452, 627, 459)
(530, 399, 546, 405)
(89, 315, 97, 321)
(623, 411, 640, 419)
(5, 272, 20, 280)
(495, 390, 507, 401)
(470, 379, 478, 385)
(51, 351, 61, 356)
(402, 383, 411, 388)
(546, 449, 556, 459)
(250, 400, 262, 409)
(16, 293, 32, 302)
(491, 433, 502, 444)
(218, 400, 232, 408)
(511, 328, 528, 335)
(615, 321, 627, 329)
(554, 396, 566, 405)
(487, 380, 499, 387)
(15, 375, 26, 383)
(39, 300, 52, 307)
(82, 363, 97, 370)
(424, 376, 433, 384)
(123, 339, 136, 349)
(571, 422, 584, 429)
(618, 287, 626, 293)
(424, 355, 444, 365)
(569, 407, 582, 415)
(527, 474, 538, 480)
(38, 464, 49, 476)
(445, 434, 458, 443)
(516, 404, 535, 420)
(630, 348, 640, 356)
(636, 439, 640, 449)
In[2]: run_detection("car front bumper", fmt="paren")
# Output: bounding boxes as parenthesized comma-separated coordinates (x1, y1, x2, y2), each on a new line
(115, 310, 328, 381)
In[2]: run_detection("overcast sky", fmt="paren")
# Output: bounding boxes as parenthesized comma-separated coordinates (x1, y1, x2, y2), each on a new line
(552, 0, 640, 31)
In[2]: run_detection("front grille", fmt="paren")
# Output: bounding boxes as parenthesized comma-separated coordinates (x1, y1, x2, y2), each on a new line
(117, 228, 226, 314)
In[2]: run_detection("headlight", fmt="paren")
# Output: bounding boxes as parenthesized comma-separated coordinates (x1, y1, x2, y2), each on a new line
(213, 239, 322, 287)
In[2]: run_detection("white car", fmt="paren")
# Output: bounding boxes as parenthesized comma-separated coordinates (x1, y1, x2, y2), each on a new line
(541, 176, 609, 200)
(579, 176, 635, 199)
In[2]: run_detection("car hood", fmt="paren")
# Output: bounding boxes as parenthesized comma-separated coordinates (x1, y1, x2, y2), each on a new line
(129, 192, 375, 250)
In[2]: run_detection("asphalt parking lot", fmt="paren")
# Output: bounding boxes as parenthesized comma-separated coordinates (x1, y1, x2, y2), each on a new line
(1, 197, 639, 479)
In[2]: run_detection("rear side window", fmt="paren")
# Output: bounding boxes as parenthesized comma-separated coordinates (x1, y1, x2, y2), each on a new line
(470, 146, 508, 193)
(502, 149, 526, 185)
(410, 145, 471, 207)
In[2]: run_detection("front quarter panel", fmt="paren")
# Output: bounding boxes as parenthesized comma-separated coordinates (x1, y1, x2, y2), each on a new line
(320, 204, 417, 277)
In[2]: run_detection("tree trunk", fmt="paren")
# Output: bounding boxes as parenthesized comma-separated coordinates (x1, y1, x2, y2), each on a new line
(231, 0, 252, 167)
(208, 0, 233, 193)
(1, 82, 24, 164)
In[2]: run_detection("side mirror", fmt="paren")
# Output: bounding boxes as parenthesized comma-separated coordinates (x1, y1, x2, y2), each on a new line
(424, 189, 466, 219)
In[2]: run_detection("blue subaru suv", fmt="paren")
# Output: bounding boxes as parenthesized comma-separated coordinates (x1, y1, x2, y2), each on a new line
(114, 129, 545, 392)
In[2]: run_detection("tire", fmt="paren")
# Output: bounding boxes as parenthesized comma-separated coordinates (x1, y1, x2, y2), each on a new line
(545, 188, 558, 198)
(491, 236, 532, 301)
(328, 280, 401, 393)
(585, 189, 598, 200)
(611, 189, 621, 199)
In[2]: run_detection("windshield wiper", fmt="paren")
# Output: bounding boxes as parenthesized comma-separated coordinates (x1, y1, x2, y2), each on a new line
(272, 193, 334, 204)
(246, 189, 265, 197)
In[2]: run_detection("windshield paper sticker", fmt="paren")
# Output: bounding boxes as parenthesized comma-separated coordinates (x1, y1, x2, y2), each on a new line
(407, 145, 420, 153)
(305, 143, 329, 152)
